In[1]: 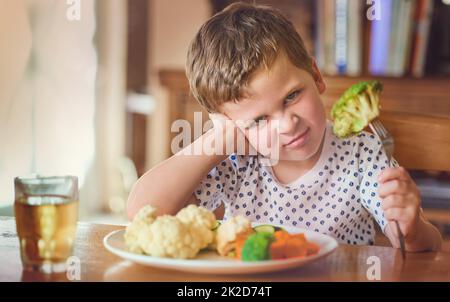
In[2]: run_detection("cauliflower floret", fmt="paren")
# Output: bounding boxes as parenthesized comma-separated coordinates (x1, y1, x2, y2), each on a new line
(124, 205, 217, 259)
(134, 205, 158, 222)
(176, 205, 217, 249)
(176, 204, 216, 229)
(216, 216, 253, 256)
(124, 205, 157, 253)
(138, 216, 204, 259)
(205, 224, 220, 251)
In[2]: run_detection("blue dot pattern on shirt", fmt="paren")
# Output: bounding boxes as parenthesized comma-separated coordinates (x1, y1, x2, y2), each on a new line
(194, 123, 389, 246)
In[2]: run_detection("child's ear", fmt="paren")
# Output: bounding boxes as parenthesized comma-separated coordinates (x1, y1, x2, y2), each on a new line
(311, 59, 326, 94)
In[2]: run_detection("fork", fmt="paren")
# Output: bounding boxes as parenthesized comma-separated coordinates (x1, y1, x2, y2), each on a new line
(369, 119, 406, 260)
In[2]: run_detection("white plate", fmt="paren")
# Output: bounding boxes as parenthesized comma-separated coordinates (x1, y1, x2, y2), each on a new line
(103, 223, 338, 275)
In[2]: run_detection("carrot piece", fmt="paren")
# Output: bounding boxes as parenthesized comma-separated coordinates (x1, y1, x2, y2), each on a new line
(285, 238, 308, 258)
(269, 231, 319, 260)
(306, 242, 320, 256)
(269, 240, 286, 260)
(291, 233, 306, 241)
(274, 230, 289, 241)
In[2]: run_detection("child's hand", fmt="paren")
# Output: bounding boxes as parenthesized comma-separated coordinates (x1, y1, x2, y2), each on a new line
(208, 113, 256, 155)
(378, 167, 422, 243)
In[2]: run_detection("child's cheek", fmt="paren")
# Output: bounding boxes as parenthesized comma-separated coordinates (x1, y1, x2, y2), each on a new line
(296, 92, 326, 122)
(246, 129, 260, 153)
(248, 124, 278, 157)
(258, 125, 271, 156)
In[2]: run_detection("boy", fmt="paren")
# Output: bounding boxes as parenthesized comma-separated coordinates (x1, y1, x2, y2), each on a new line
(127, 3, 441, 251)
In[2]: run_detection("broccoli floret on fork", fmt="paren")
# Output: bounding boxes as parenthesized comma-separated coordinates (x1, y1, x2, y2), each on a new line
(331, 80, 383, 138)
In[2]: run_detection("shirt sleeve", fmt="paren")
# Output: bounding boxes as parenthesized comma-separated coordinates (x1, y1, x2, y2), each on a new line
(356, 133, 390, 233)
(193, 154, 242, 211)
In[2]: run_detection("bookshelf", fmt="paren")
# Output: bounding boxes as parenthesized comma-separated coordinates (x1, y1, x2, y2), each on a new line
(211, 0, 450, 78)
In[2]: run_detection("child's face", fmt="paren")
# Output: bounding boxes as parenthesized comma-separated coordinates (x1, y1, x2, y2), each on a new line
(220, 52, 327, 162)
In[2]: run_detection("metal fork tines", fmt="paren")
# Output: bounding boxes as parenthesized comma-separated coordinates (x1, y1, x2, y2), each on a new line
(369, 118, 406, 260)
(370, 119, 395, 162)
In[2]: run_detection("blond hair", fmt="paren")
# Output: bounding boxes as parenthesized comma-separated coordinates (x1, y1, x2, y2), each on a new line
(186, 2, 312, 113)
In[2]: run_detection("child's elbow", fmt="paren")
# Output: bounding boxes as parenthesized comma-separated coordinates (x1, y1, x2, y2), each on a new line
(126, 197, 138, 221)
(126, 203, 136, 221)
(126, 182, 141, 221)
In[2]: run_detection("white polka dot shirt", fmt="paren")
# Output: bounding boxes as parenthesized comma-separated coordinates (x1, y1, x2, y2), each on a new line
(194, 122, 390, 245)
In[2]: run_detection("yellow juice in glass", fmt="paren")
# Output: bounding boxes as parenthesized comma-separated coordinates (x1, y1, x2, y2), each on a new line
(14, 176, 78, 273)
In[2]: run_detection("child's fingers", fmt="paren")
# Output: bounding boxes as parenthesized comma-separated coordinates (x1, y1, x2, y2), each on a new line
(387, 220, 411, 244)
(380, 194, 409, 211)
(378, 166, 411, 183)
(384, 207, 412, 223)
(384, 207, 417, 237)
(378, 179, 410, 198)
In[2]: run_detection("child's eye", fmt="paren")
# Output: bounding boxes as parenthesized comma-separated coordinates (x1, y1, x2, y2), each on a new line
(285, 90, 302, 104)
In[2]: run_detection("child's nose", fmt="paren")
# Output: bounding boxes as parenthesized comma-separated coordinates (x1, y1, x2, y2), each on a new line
(278, 111, 299, 135)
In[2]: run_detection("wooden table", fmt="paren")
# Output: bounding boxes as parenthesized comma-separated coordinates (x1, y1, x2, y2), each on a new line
(1, 217, 449, 282)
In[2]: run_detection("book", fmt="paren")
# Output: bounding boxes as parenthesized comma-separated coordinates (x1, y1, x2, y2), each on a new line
(386, 0, 400, 75)
(314, 0, 326, 70)
(323, 0, 337, 75)
(401, 0, 416, 76)
(312, 0, 443, 77)
(335, 0, 348, 74)
(392, 0, 415, 76)
(410, 0, 434, 77)
(369, 0, 393, 75)
(346, 0, 362, 76)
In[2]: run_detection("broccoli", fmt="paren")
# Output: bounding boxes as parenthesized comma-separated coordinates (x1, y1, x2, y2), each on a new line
(241, 232, 274, 261)
(331, 80, 383, 138)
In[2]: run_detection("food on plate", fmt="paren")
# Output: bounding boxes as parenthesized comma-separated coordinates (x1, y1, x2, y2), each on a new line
(331, 80, 383, 138)
(240, 232, 274, 261)
(204, 221, 222, 251)
(216, 216, 254, 256)
(136, 215, 204, 259)
(124, 205, 320, 261)
(269, 231, 319, 260)
(234, 230, 319, 262)
(176, 204, 217, 248)
(124, 204, 216, 259)
(212, 220, 221, 231)
(124, 205, 158, 253)
(253, 224, 285, 234)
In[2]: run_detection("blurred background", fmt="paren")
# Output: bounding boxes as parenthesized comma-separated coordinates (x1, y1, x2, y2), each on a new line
(0, 0, 449, 248)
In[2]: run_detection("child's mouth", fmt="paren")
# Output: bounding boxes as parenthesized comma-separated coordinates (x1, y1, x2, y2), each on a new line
(282, 128, 310, 149)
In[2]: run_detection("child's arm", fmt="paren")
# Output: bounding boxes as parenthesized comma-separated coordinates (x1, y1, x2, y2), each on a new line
(378, 167, 443, 252)
(126, 129, 228, 219)
(126, 114, 249, 220)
